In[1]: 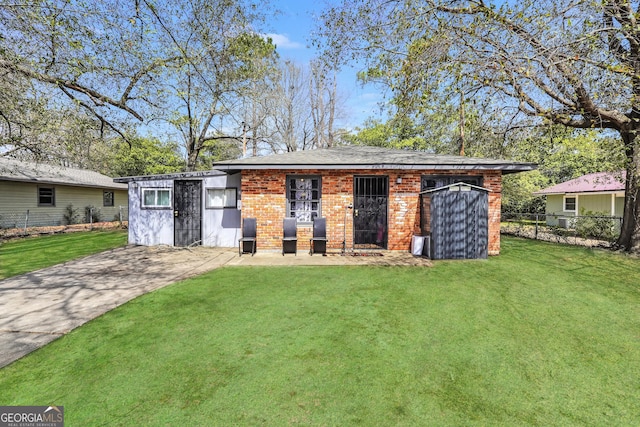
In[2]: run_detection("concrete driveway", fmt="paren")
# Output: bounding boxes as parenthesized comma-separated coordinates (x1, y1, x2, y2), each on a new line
(0, 245, 239, 369)
(0, 245, 430, 368)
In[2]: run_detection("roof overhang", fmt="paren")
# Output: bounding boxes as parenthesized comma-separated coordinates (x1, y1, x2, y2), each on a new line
(534, 190, 625, 196)
(213, 163, 536, 174)
(1, 176, 126, 190)
(114, 170, 232, 183)
(211, 146, 536, 175)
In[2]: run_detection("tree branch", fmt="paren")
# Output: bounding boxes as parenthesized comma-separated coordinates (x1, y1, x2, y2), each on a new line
(58, 85, 130, 142)
(0, 59, 144, 121)
(438, 1, 631, 129)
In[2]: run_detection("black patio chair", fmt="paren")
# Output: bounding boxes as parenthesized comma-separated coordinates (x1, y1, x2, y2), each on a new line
(282, 217, 298, 255)
(309, 217, 328, 255)
(238, 217, 257, 256)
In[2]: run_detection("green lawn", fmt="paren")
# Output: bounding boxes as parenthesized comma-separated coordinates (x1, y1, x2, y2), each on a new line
(0, 230, 128, 279)
(0, 237, 638, 425)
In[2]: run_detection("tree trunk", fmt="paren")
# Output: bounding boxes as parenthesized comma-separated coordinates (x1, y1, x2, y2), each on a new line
(327, 73, 337, 148)
(186, 142, 199, 171)
(459, 92, 465, 156)
(615, 130, 640, 251)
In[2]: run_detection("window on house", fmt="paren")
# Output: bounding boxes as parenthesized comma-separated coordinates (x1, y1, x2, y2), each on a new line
(564, 196, 576, 212)
(38, 187, 55, 206)
(141, 188, 171, 208)
(103, 191, 114, 207)
(206, 188, 237, 208)
(287, 176, 321, 222)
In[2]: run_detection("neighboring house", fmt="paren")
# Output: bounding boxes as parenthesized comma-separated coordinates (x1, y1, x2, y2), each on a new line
(0, 157, 128, 228)
(118, 146, 535, 256)
(534, 171, 625, 226)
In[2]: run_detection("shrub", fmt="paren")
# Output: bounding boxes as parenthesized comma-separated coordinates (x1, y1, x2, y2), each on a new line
(63, 204, 80, 225)
(575, 209, 618, 241)
(85, 205, 102, 223)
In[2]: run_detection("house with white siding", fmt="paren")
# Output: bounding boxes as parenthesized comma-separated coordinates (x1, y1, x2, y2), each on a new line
(534, 171, 625, 226)
(0, 157, 128, 228)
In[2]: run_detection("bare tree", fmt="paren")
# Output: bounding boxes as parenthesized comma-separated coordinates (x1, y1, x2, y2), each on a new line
(261, 60, 312, 153)
(309, 61, 344, 149)
(258, 59, 346, 154)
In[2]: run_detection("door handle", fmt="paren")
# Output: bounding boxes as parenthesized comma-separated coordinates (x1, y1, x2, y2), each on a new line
(174, 210, 179, 217)
(354, 209, 359, 217)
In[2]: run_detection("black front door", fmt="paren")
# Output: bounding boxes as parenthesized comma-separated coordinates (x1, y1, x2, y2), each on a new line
(353, 176, 388, 249)
(174, 180, 202, 246)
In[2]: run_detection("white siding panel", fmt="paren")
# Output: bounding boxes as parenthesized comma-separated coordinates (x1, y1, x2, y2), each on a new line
(0, 181, 127, 227)
(56, 186, 128, 222)
(202, 173, 241, 247)
(125, 173, 241, 247)
(615, 196, 625, 217)
(579, 194, 613, 214)
(544, 195, 564, 226)
(127, 180, 174, 246)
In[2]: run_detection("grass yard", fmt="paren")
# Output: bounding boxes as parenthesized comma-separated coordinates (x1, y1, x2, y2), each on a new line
(0, 230, 128, 279)
(0, 237, 638, 425)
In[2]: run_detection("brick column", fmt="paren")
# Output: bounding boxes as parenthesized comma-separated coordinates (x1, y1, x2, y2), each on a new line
(483, 171, 502, 255)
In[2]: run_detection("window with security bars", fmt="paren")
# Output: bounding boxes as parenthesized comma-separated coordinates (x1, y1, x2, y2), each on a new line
(287, 176, 321, 222)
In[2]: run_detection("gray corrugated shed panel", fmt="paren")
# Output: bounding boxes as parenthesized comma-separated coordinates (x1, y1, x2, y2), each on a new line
(0, 157, 127, 190)
(212, 146, 536, 173)
(114, 170, 227, 183)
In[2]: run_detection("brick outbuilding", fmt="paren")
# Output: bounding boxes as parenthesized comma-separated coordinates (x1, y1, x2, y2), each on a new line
(213, 146, 535, 256)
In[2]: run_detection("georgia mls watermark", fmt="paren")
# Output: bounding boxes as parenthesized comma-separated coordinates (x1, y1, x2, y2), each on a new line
(0, 406, 63, 427)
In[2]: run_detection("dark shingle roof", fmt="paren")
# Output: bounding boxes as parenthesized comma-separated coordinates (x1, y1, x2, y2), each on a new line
(0, 157, 127, 190)
(213, 146, 536, 174)
(114, 169, 226, 183)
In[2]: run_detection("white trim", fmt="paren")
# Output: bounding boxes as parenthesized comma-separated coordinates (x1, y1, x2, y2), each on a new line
(563, 195, 577, 213)
(570, 191, 625, 197)
(205, 188, 237, 209)
(611, 194, 616, 216)
(141, 188, 172, 208)
(542, 191, 625, 197)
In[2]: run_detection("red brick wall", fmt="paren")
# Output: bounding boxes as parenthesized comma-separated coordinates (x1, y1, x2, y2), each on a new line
(241, 169, 502, 255)
(483, 171, 502, 255)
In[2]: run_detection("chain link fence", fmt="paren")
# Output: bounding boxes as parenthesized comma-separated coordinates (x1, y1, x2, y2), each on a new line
(501, 212, 622, 248)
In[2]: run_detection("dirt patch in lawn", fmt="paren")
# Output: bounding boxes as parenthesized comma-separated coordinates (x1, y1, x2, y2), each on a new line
(0, 221, 127, 241)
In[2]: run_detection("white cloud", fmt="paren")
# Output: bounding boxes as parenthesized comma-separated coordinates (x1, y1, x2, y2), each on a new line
(263, 33, 303, 50)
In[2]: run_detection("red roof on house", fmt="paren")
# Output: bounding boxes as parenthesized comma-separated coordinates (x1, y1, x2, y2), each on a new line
(535, 171, 625, 195)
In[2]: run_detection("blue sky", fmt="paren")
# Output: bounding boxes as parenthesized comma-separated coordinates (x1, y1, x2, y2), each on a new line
(263, 0, 385, 130)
